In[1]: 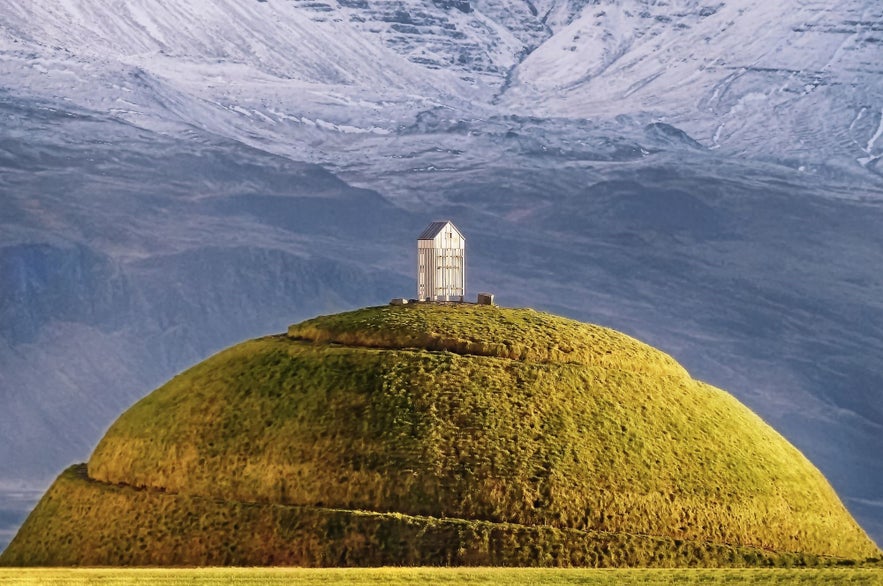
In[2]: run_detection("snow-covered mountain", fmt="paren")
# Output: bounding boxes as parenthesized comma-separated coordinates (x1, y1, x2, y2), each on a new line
(2, 0, 882, 550)
(4, 0, 880, 169)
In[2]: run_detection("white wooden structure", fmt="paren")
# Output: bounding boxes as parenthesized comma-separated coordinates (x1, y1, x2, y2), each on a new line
(417, 221, 465, 302)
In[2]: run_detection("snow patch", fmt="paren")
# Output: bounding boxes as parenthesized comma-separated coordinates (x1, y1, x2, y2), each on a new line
(865, 108, 883, 154)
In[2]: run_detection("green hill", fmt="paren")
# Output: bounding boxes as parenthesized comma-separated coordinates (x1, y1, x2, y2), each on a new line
(2, 304, 879, 566)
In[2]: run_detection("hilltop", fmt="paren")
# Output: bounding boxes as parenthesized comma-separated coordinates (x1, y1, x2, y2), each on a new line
(1, 305, 878, 566)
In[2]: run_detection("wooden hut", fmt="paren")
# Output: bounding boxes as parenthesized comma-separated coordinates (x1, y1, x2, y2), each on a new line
(417, 221, 465, 302)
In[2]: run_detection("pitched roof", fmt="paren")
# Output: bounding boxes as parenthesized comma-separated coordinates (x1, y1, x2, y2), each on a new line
(418, 220, 463, 241)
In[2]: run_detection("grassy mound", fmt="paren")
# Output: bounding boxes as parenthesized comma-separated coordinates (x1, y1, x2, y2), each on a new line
(1, 465, 855, 568)
(287, 304, 689, 377)
(3, 305, 879, 566)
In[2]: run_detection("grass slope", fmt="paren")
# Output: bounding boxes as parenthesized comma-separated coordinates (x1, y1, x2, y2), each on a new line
(287, 304, 689, 377)
(3, 305, 879, 566)
(0, 466, 862, 568)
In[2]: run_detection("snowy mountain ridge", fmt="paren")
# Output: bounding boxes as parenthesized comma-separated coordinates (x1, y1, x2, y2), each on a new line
(3, 0, 881, 174)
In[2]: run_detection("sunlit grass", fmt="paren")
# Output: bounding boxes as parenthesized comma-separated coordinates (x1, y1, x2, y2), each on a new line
(2, 567, 883, 586)
(288, 304, 689, 377)
(3, 305, 879, 566)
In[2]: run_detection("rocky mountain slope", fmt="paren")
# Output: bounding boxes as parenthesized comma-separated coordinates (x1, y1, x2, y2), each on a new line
(1, 0, 882, 549)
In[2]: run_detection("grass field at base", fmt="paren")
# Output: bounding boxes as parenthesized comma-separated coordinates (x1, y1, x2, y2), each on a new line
(1, 568, 883, 586)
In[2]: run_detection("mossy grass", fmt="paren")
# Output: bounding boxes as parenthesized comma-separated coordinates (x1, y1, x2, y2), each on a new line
(288, 304, 689, 378)
(1, 466, 875, 568)
(3, 306, 879, 566)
